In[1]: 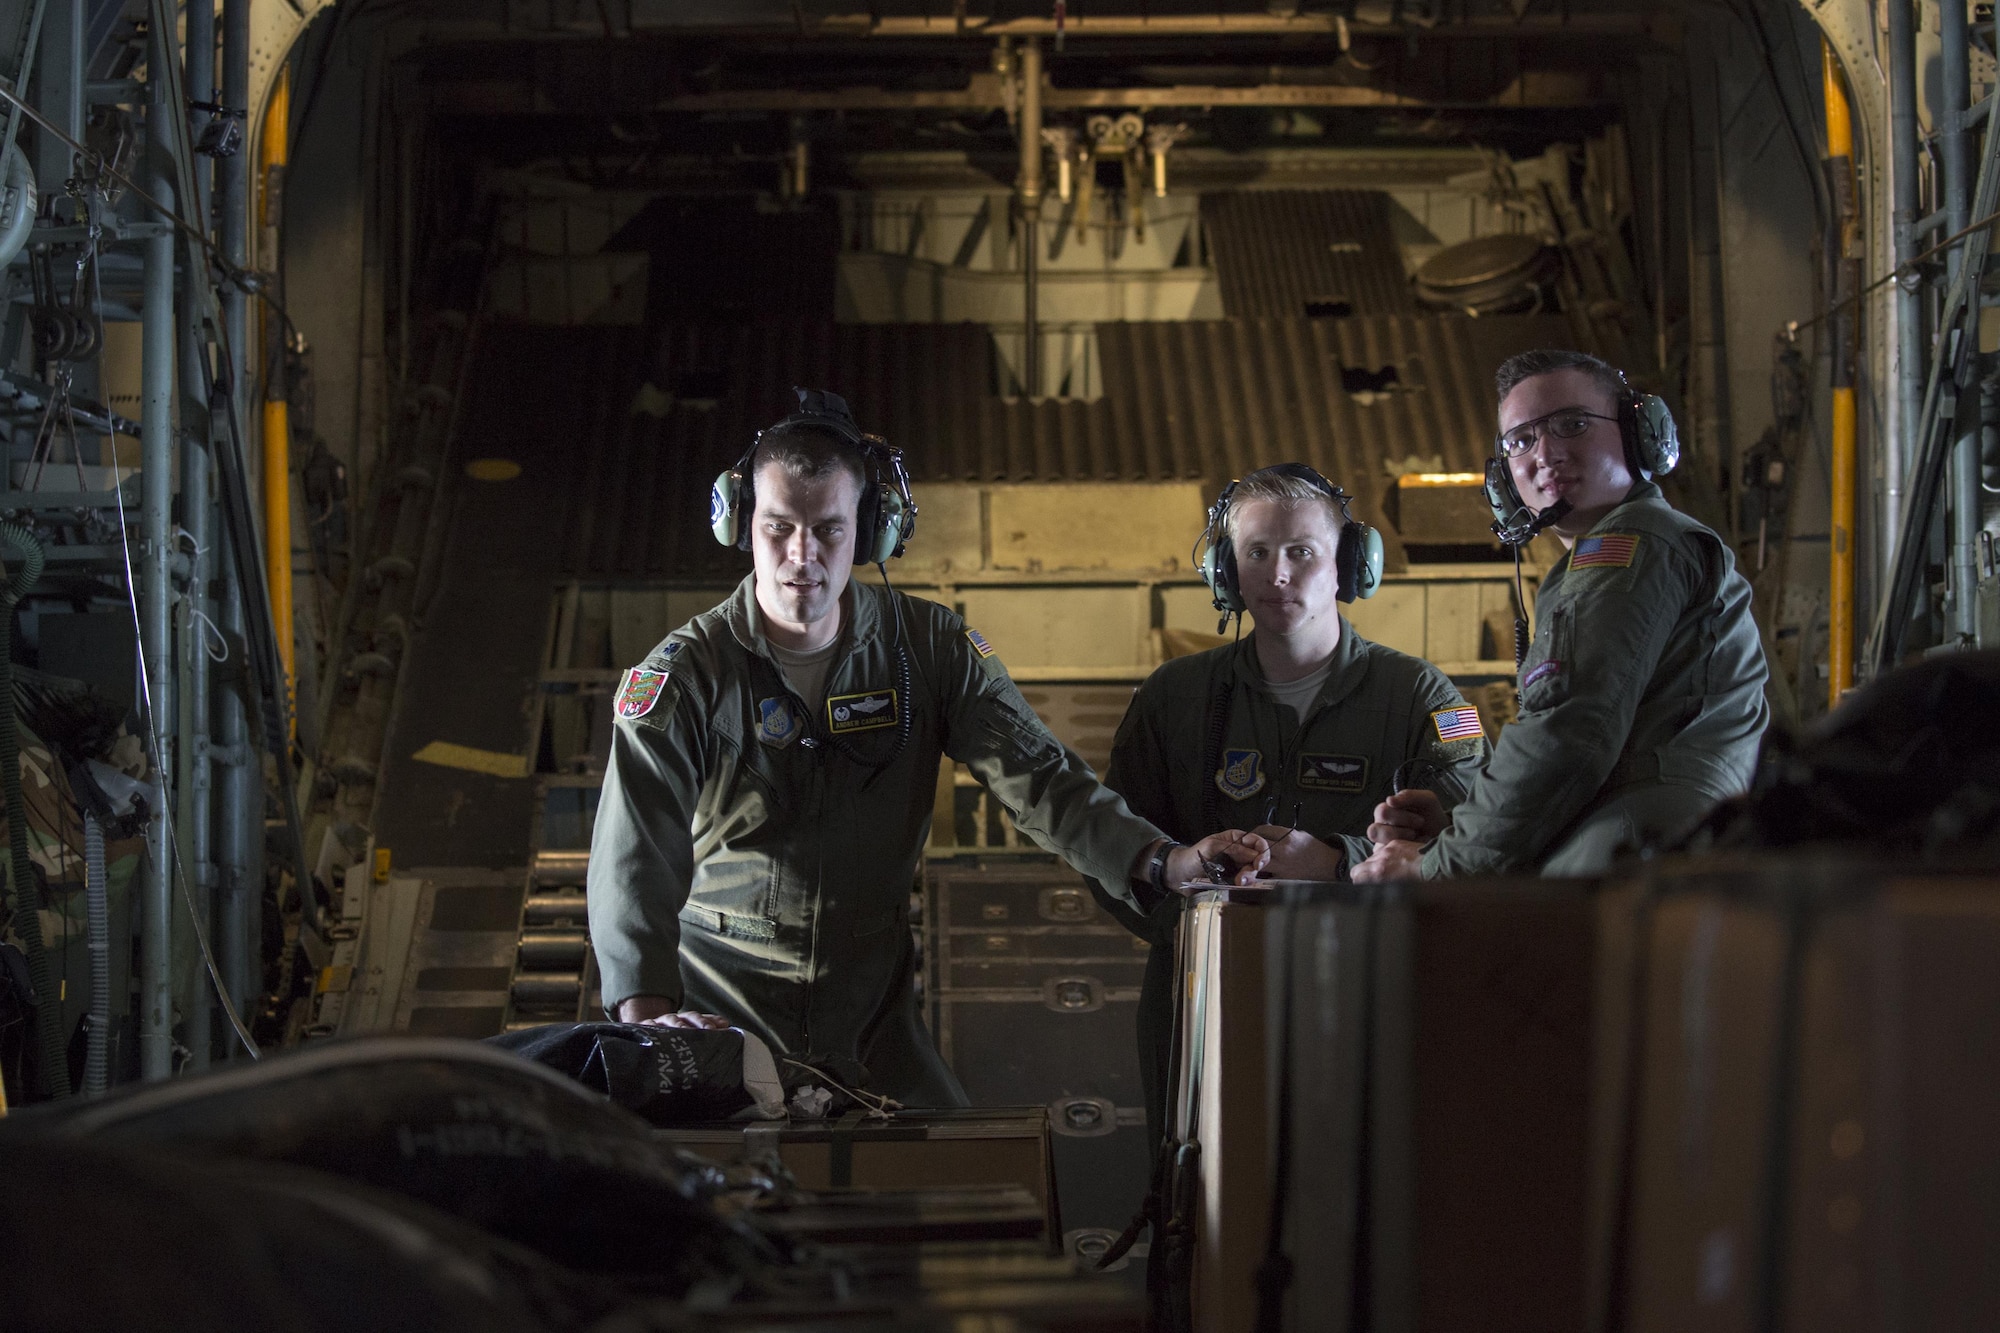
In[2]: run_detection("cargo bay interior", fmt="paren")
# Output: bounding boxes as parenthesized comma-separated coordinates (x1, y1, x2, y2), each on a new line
(3, 0, 1998, 1328)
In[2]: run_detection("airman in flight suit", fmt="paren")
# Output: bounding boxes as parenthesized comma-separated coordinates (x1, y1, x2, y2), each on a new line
(1088, 464, 1489, 1144)
(1357, 350, 1768, 881)
(588, 391, 1267, 1106)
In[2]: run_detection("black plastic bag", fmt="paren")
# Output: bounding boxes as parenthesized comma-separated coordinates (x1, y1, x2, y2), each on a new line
(489, 1022, 783, 1124)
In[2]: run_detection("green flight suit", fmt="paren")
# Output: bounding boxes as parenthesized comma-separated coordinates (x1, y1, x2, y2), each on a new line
(1087, 620, 1489, 1144)
(1423, 481, 1769, 879)
(587, 574, 1164, 1107)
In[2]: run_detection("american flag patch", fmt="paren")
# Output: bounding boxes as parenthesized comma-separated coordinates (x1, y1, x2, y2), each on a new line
(966, 628, 996, 659)
(1431, 707, 1485, 742)
(1571, 533, 1640, 569)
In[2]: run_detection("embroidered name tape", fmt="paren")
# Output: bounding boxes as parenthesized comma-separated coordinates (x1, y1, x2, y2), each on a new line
(827, 687, 898, 734)
(1523, 659, 1564, 689)
(1431, 706, 1485, 742)
(1299, 753, 1368, 792)
(1571, 532, 1640, 569)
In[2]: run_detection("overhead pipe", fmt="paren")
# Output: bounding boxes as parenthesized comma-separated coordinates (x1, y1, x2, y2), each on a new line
(1885, 0, 1921, 577)
(1017, 36, 1043, 399)
(140, 29, 179, 1081)
(218, 0, 261, 1035)
(1823, 41, 1858, 708)
(33, 0, 81, 195)
(260, 67, 295, 708)
(177, 0, 219, 1074)
(1942, 0, 1983, 643)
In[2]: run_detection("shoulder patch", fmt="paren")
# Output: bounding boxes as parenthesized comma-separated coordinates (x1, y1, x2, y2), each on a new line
(1430, 706, 1485, 742)
(1570, 532, 1641, 570)
(616, 667, 669, 720)
(965, 627, 996, 659)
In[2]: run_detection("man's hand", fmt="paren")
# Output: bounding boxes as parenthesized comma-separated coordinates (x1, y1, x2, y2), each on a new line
(1167, 830, 1271, 889)
(615, 995, 731, 1029)
(1369, 788, 1447, 846)
(1351, 839, 1424, 883)
(1247, 825, 1345, 881)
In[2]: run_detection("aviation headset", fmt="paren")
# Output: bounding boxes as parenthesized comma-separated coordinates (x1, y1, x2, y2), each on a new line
(1484, 367, 1681, 547)
(1196, 463, 1384, 626)
(710, 387, 919, 565)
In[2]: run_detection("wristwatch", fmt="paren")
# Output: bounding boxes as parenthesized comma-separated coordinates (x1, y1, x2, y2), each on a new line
(1146, 839, 1184, 893)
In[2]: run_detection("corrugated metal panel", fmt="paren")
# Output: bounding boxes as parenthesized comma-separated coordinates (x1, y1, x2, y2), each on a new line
(464, 313, 1585, 580)
(1202, 190, 1417, 318)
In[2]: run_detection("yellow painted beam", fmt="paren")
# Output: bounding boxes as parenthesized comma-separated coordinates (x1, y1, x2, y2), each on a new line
(1824, 39, 1856, 709)
(261, 67, 293, 720)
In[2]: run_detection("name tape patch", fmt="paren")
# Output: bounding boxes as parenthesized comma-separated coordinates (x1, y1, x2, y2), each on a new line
(1571, 532, 1640, 569)
(827, 687, 898, 734)
(1298, 753, 1369, 793)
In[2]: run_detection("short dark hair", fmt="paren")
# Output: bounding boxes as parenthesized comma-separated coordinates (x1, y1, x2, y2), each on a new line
(1494, 349, 1626, 408)
(750, 424, 867, 501)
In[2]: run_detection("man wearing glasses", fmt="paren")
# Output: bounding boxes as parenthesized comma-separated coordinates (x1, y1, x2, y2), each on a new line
(1355, 349, 1769, 881)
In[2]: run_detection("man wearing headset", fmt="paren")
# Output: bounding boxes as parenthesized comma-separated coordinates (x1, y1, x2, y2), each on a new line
(586, 389, 1269, 1107)
(1085, 463, 1490, 1144)
(1355, 350, 1768, 882)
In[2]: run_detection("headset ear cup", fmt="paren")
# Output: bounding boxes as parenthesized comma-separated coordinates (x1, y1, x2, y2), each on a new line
(1634, 394, 1680, 478)
(1349, 523, 1383, 601)
(710, 469, 741, 547)
(1203, 537, 1245, 613)
(870, 485, 906, 564)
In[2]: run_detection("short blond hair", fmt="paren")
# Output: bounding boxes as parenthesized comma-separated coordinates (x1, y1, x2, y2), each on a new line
(1220, 466, 1346, 541)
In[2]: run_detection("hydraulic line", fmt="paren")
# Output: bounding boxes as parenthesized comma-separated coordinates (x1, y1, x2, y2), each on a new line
(0, 521, 66, 1098)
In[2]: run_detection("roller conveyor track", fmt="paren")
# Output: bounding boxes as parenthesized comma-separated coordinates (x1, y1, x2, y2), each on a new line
(503, 778, 602, 1031)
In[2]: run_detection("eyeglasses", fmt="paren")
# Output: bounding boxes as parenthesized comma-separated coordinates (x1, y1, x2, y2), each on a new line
(1496, 409, 1619, 458)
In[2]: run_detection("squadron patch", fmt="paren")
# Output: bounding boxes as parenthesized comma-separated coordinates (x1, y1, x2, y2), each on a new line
(616, 668, 668, 720)
(1570, 532, 1641, 570)
(1298, 753, 1369, 793)
(1214, 748, 1267, 801)
(966, 628, 997, 659)
(757, 696, 804, 748)
(828, 687, 898, 735)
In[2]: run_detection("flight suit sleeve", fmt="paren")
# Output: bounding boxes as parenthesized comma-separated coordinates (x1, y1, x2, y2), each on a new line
(937, 623, 1163, 915)
(586, 667, 706, 1014)
(1331, 663, 1490, 873)
(1422, 532, 1702, 878)
(1086, 682, 1182, 939)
